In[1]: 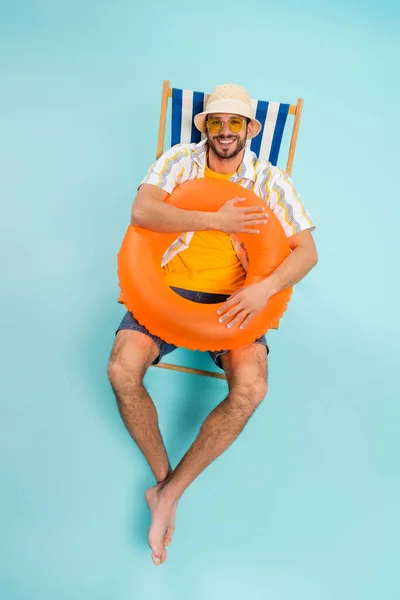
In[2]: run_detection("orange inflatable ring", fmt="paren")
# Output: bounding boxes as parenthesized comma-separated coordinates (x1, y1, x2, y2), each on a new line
(117, 178, 292, 351)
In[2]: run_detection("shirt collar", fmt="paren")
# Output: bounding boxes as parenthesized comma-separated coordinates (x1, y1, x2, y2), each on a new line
(192, 140, 257, 182)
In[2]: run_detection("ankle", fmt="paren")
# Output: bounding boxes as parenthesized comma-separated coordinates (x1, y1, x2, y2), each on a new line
(159, 479, 181, 504)
(156, 470, 172, 485)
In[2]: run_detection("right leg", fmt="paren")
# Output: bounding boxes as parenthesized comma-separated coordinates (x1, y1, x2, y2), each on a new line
(108, 328, 177, 563)
(107, 329, 171, 485)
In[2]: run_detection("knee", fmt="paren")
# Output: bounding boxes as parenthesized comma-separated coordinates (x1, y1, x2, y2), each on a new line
(231, 377, 268, 413)
(107, 356, 145, 413)
(107, 334, 148, 389)
(247, 377, 268, 408)
(107, 356, 129, 388)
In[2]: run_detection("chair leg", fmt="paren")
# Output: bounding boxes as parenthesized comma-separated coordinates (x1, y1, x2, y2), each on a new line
(152, 362, 227, 380)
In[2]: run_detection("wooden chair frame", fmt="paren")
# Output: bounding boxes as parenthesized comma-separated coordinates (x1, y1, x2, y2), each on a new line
(151, 80, 304, 380)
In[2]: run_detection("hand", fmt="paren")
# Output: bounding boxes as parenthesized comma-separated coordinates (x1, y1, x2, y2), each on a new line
(213, 197, 268, 234)
(217, 282, 271, 329)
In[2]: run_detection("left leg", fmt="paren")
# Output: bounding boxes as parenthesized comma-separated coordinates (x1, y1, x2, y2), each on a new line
(146, 341, 268, 563)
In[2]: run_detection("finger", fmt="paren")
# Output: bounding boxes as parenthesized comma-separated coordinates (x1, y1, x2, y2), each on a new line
(243, 212, 267, 218)
(244, 213, 268, 221)
(227, 309, 249, 329)
(217, 295, 239, 316)
(243, 206, 265, 214)
(239, 312, 255, 329)
(228, 197, 246, 205)
(218, 303, 240, 321)
(217, 295, 242, 315)
(239, 228, 260, 234)
(243, 218, 268, 225)
(219, 304, 244, 324)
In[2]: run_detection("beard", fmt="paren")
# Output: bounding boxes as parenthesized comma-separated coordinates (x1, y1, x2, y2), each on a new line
(207, 133, 247, 160)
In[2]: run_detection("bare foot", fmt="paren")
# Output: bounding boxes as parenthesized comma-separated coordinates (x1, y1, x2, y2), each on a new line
(145, 483, 177, 565)
(163, 502, 177, 547)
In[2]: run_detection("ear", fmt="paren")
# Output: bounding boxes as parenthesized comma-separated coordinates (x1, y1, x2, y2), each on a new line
(247, 120, 253, 137)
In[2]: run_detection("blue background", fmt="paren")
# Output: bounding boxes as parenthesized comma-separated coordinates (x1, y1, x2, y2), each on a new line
(1, 1, 399, 598)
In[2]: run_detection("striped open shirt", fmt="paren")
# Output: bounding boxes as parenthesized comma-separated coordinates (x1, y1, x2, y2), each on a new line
(141, 140, 315, 270)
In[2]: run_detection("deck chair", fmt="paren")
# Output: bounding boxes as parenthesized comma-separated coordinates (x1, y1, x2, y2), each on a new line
(152, 80, 304, 381)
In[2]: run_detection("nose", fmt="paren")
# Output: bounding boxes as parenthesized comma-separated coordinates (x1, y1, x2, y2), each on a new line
(220, 121, 232, 135)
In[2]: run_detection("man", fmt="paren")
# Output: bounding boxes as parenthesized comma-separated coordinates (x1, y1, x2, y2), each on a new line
(108, 84, 317, 566)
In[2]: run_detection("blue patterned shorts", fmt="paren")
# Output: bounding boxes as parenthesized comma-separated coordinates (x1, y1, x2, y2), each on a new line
(116, 287, 269, 370)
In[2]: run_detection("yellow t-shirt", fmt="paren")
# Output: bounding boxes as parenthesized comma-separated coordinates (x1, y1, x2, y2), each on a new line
(162, 165, 247, 294)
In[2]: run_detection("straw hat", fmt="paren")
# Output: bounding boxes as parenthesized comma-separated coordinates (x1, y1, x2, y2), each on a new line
(194, 84, 262, 139)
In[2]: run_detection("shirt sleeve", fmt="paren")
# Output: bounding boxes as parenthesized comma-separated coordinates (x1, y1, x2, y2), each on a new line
(139, 144, 191, 194)
(268, 169, 315, 237)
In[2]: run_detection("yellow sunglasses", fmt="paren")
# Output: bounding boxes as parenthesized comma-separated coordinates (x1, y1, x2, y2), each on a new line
(206, 116, 246, 134)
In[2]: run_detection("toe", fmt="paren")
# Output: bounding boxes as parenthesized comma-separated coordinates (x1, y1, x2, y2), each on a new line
(153, 548, 167, 565)
(152, 551, 162, 566)
(163, 526, 174, 547)
(148, 529, 165, 564)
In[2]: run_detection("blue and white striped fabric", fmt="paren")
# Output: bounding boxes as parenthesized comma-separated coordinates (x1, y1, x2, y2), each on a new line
(171, 88, 290, 166)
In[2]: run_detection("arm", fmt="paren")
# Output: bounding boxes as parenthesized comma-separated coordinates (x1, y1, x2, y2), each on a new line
(131, 183, 268, 235)
(259, 229, 318, 297)
(131, 184, 217, 233)
(218, 230, 318, 329)
(132, 143, 267, 234)
(131, 145, 218, 232)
